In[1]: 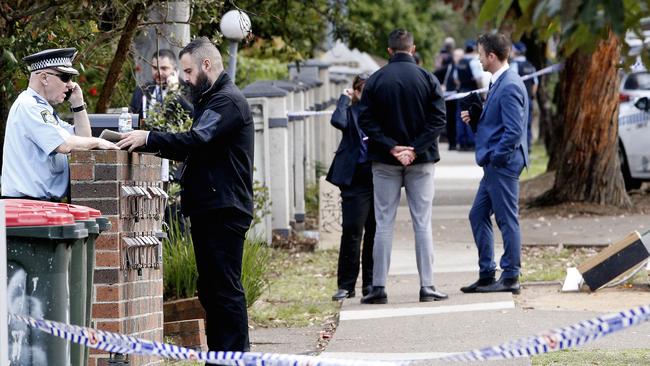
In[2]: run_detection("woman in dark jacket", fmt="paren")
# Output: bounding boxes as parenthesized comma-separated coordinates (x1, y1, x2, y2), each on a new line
(326, 74, 376, 301)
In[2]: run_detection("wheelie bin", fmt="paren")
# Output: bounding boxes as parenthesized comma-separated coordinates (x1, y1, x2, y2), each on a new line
(4, 200, 110, 366)
(5, 201, 88, 366)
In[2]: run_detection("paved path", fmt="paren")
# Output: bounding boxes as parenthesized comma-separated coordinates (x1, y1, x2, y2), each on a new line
(321, 144, 650, 366)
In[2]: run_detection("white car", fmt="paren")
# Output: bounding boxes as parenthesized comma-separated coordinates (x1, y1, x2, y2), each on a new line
(618, 75, 650, 190)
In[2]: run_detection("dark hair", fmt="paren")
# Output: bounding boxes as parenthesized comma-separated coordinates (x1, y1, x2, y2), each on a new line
(179, 37, 221, 69)
(179, 37, 213, 60)
(477, 33, 511, 62)
(152, 48, 176, 62)
(388, 29, 414, 51)
(351, 73, 368, 104)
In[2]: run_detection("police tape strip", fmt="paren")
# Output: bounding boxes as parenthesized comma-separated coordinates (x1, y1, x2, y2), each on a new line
(443, 62, 564, 102)
(287, 62, 564, 118)
(430, 303, 650, 363)
(9, 302, 650, 364)
(9, 313, 404, 366)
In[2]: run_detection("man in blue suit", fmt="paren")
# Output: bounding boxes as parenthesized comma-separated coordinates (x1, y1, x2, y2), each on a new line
(460, 33, 529, 294)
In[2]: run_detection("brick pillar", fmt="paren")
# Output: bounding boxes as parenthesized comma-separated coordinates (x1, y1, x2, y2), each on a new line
(70, 150, 164, 366)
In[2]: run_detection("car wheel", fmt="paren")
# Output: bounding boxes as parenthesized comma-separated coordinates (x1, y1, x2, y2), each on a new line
(619, 142, 642, 191)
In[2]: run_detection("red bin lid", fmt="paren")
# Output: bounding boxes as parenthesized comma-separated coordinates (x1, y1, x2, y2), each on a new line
(5, 208, 75, 227)
(3, 199, 97, 220)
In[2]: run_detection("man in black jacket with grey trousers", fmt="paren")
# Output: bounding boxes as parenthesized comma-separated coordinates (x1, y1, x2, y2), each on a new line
(118, 37, 254, 352)
(359, 29, 448, 304)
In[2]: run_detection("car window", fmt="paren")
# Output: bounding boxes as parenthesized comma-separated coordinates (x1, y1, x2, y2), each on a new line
(624, 72, 650, 90)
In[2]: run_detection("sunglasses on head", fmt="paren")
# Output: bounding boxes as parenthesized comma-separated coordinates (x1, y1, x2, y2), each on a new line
(41, 71, 74, 83)
(358, 73, 370, 81)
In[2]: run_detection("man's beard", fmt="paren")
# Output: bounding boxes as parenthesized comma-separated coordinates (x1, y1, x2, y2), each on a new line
(189, 71, 212, 103)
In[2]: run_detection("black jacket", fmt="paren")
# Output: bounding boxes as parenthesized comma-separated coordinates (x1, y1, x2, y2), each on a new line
(358, 53, 446, 165)
(144, 72, 254, 217)
(326, 95, 367, 187)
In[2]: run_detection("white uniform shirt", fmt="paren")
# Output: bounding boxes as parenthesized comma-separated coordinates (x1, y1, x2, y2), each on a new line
(1, 88, 75, 199)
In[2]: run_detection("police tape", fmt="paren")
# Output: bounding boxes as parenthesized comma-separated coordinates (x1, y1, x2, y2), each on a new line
(9, 302, 650, 364)
(433, 303, 650, 363)
(286, 62, 564, 118)
(443, 62, 564, 102)
(9, 313, 403, 366)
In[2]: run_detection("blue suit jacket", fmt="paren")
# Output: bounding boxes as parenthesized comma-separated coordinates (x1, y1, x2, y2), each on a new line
(475, 68, 529, 168)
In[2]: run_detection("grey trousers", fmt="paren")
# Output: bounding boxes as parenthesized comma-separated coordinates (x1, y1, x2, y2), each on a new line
(371, 161, 436, 287)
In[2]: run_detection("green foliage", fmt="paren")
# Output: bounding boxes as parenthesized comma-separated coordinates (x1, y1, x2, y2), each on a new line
(532, 349, 650, 365)
(142, 92, 193, 133)
(305, 182, 320, 219)
(252, 179, 272, 227)
(235, 55, 289, 88)
(241, 234, 271, 307)
(479, 0, 650, 66)
(344, 1, 460, 69)
(162, 214, 198, 300)
(162, 215, 272, 307)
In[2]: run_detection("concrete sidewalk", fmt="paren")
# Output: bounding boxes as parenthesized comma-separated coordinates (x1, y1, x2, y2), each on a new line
(320, 144, 650, 365)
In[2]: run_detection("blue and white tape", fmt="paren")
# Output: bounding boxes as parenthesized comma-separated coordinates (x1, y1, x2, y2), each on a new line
(433, 303, 650, 363)
(10, 303, 650, 364)
(9, 313, 403, 366)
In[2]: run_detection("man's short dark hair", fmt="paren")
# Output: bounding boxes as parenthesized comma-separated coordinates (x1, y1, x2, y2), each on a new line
(152, 48, 176, 63)
(388, 29, 414, 52)
(477, 33, 511, 62)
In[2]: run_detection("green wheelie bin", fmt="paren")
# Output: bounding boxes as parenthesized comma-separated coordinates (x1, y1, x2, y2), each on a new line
(6, 200, 111, 366)
(5, 201, 88, 366)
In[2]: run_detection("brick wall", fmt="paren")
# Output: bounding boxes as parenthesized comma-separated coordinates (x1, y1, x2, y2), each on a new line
(70, 150, 164, 366)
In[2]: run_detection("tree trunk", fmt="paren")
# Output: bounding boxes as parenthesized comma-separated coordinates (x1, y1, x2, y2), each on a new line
(544, 33, 631, 207)
(545, 71, 565, 171)
(95, 2, 146, 113)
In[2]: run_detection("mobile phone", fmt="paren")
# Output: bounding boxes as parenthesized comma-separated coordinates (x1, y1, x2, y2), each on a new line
(64, 89, 73, 101)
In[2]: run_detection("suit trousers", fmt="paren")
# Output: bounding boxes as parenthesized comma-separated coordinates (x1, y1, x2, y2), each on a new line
(371, 162, 436, 287)
(337, 162, 375, 292)
(190, 208, 251, 352)
(469, 152, 525, 279)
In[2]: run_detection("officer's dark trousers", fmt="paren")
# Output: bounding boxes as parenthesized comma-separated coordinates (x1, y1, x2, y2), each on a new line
(337, 162, 375, 292)
(190, 208, 251, 353)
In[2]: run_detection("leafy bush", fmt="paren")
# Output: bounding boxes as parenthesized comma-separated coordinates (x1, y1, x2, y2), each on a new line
(162, 215, 271, 307)
(241, 234, 271, 307)
(162, 214, 198, 300)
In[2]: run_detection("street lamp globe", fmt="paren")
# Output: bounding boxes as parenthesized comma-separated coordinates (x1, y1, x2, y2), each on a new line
(219, 10, 252, 82)
(220, 10, 251, 41)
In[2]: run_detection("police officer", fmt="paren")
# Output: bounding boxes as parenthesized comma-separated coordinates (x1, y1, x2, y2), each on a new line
(510, 42, 538, 154)
(454, 40, 484, 151)
(1, 48, 119, 202)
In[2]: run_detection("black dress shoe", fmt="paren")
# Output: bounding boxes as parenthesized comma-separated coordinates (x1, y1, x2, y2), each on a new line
(360, 286, 387, 304)
(460, 277, 496, 293)
(362, 285, 373, 297)
(476, 277, 521, 294)
(331, 289, 355, 301)
(419, 286, 448, 302)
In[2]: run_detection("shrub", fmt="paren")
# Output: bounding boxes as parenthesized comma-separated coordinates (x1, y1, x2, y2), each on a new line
(241, 234, 271, 306)
(162, 215, 271, 307)
(162, 214, 198, 300)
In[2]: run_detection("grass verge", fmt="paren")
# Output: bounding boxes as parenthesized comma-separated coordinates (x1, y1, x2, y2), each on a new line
(532, 349, 650, 365)
(521, 246, 598, 282)
(249, 248, 339, 328)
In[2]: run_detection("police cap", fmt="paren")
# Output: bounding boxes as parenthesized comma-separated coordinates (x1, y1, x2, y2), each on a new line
(22, 48, 79, 75)
(513, 42, 527, 54)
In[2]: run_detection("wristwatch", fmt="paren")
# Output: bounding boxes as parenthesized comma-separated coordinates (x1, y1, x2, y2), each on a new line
(70, 103, 86, 113)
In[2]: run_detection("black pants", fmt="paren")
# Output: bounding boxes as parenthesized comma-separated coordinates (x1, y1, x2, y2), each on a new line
(337, 162, 375, 291)
(190, 208, 252, 352)
(445, 99, 457, 149)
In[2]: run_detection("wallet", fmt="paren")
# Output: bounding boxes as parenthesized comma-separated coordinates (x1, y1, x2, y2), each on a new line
(99, 129, 122, 142)
(459, 92, 483, 133)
